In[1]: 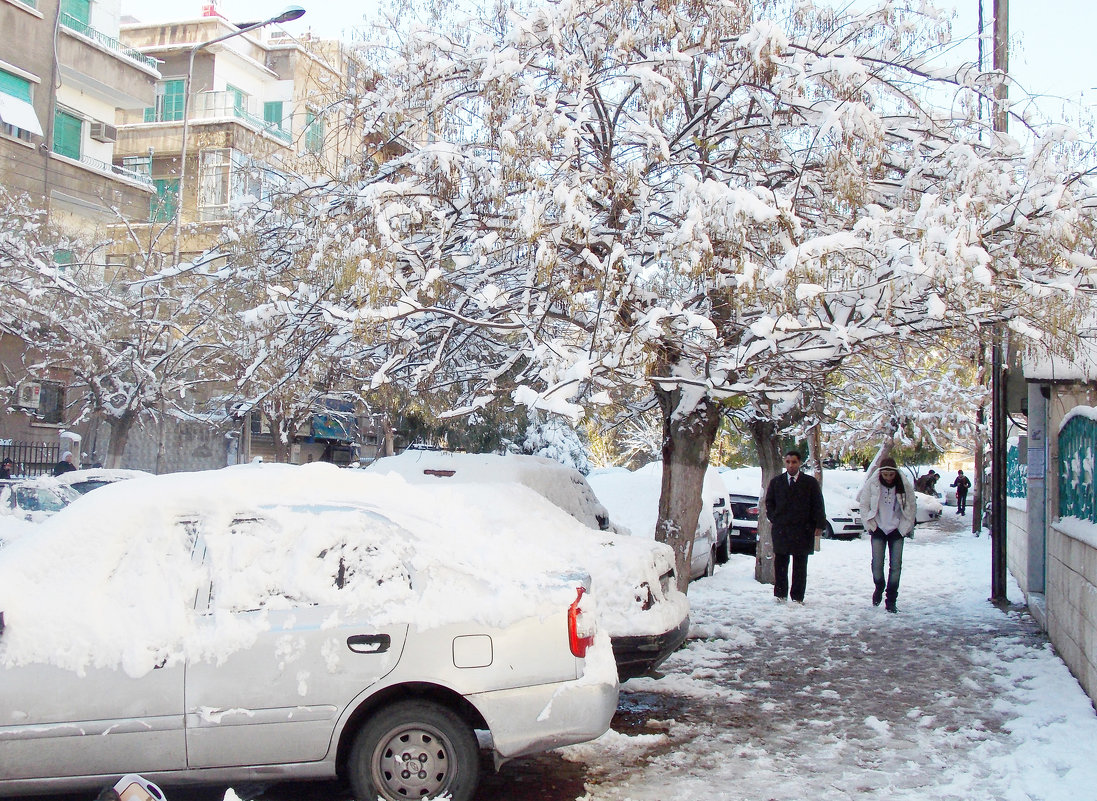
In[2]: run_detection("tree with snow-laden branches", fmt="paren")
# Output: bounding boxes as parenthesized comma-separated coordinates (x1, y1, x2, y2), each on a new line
(217, 0, 1097, 587)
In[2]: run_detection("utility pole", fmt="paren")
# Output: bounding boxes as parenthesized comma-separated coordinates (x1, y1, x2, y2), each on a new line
(990, 0, 1009, 604)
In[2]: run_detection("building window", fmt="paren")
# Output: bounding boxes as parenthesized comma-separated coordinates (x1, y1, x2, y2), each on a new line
(52, 107, 82, 159)
(198, 148, 231, 221)
(226, 84, 247, 115)
(145, 79, 185, 123)
(0, 69, 41, 141)
(152, 178, 179, 223)
(304, 110, 324, 154)
(263, 101, 284, 130)
(37, 380, 64, 425)
(60, 0, 90, 26)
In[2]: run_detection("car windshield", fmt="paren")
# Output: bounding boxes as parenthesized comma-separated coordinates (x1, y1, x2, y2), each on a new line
(14, 484, 80, 512)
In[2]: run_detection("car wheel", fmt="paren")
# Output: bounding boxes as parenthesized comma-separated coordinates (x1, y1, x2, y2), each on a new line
(717, 535, 731, 564)
(705, 547, 716, 577)
(824, 521, 835, 539)
(348, 700, 480, 801)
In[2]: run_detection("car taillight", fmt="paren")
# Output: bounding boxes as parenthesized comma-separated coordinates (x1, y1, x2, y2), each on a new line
(747, 506, 759, 518)
(568, 587, 596, 658)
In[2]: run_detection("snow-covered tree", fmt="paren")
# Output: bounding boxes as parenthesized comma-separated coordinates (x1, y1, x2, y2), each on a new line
(512, 411, 592, 474)
(221, 0, 1097, 587)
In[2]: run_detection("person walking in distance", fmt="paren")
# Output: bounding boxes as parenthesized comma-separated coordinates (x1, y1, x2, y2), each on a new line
(951, 469, 972, 515)
(765, 450, 826, 603)
(858, 457, 917, 613)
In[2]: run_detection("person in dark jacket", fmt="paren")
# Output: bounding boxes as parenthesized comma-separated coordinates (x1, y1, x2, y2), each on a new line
(0, 457, 12, 480)
(951, 469, 972, 515)
(52, 450, 77, 476)
(765, 450, 827, 603)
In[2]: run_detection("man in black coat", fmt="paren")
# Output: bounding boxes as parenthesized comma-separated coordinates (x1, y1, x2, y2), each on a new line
(765, 450, 827, 603)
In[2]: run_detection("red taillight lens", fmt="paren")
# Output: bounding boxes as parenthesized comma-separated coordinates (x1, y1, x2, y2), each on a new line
(747, 506, 759, 518)
(568, 587, 596, 658)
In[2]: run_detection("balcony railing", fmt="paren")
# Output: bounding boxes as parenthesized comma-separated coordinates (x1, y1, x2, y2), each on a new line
(191, 91, 293, 143)
(60, 13, 160, 71)
(77, 153, 155, 189)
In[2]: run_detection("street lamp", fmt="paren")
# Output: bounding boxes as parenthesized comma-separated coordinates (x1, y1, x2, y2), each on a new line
(171, 5, 306, 264)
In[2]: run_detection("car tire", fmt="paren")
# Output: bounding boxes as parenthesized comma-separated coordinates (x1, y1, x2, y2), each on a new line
(717, 535, 731, 564)
(704, 547, 716, 578)
(348, 700, 480, 801)
(824, 521, 835, 539)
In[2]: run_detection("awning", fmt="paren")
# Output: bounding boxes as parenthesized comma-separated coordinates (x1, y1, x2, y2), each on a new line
(0, 94, 43, 136)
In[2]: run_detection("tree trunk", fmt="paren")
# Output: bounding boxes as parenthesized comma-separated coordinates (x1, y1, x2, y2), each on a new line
(104, 411, 136, 469)
(751, 417, 783, 586)
(653, 381, 721, 594)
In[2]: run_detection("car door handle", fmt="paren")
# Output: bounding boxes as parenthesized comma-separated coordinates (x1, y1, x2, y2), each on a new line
(347, 634, 390, 654)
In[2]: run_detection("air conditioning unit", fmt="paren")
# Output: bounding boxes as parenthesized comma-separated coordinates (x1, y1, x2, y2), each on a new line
(17, 382, 41, 410)
(90, 122, 118, 143)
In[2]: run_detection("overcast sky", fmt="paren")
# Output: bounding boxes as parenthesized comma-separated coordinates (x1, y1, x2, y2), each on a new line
(120, 0, 1096, 125)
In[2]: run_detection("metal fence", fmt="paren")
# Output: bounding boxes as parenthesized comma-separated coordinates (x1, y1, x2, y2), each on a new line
(0, 442, 61, 478)
(1059, 414, 1096, 522)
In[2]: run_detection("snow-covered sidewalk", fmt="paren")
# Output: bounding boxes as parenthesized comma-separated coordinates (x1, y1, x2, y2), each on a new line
(559, 512, 1097, 801)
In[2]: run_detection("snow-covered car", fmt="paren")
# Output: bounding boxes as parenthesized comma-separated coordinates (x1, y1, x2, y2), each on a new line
(52, 467, 152, 494)
(0, 464, 619, 801)
(916, 491, 944, 522)
(587, 462, 720, 581)
(367, 451, 691, 681)
(0, 477, 80, 522)
(821, 485, 864, 539)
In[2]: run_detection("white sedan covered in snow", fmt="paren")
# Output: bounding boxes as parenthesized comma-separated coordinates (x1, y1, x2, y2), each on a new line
(0, 464, 618, 801)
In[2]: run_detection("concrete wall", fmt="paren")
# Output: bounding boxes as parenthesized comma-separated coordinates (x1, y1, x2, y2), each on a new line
(1046, 523, 1097, 702)
(1007, 497, 1030, 593)
(100, 416, 235, 474)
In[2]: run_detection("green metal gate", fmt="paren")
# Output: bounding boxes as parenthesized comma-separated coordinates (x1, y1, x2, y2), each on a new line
(1059, 413, 1097, 522)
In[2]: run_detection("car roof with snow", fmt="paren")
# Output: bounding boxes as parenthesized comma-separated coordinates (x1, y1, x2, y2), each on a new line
(367, 451, 615, 531)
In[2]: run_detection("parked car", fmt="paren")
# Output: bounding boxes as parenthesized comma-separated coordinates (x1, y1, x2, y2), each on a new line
(587, 462, 719, 582)
(916, 491, 944, 522)
(53, 467, 151, 495)
(726, 491, 760, 554)
(367, 451, 691, 681)
(0, 477, 80, 522)
(821, 486, 865, 539)
(0, 464, 619, 801)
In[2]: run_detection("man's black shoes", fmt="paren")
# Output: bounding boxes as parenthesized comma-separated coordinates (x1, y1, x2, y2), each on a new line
(872, 587, 884, 606)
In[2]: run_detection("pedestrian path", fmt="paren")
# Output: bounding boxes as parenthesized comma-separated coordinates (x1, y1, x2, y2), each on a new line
(559, 512, 1097, 800)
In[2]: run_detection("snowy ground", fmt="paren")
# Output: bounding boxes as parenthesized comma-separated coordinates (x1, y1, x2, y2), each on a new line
(551, 510, 1097, 801)
(231, 509, 1097, 801)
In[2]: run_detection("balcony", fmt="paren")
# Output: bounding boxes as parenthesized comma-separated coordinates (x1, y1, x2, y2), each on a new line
(60, 13, 160, 72)
(191, 91, 292, 144)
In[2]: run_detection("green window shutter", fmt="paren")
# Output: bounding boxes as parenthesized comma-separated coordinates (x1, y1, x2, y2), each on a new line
(263, 101, 283, 128)
(52, 108, 81, 159)
(60, 0, 90, 26)
(144, 106, 155, 123)
(163, 79, 185, 121)
(151, 179, 179, 223)
(0, 70, 32, 103)
(53, 249, 74, 271)
(226, 84, 246, 114)
(305, 111, 323, 153)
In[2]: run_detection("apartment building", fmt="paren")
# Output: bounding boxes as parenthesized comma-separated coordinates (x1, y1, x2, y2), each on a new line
(115, 8, 361, 258)
(0, 0, 160, 468)
(0, 0, 160, 229)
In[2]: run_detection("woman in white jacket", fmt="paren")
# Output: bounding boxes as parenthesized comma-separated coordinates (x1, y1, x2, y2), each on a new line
(857, 457, 917, 612)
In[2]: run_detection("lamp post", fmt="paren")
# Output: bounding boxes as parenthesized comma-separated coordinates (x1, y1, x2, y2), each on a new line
(171, 5, 306, 265)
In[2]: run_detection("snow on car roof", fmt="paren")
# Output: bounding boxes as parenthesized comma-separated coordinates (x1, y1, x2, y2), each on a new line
(368, 450, 612, 530)
(0, 463, 616, 677)
(368, 452, 689, 638)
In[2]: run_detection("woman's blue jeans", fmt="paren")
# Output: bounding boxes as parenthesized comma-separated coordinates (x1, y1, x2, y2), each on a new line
(871, 532, 905, 602)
